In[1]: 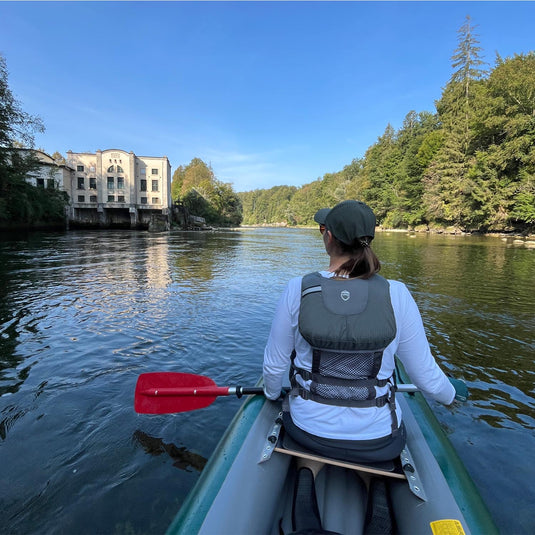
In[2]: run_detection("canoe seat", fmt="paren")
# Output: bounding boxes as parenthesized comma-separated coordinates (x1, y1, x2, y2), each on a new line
(275, 430, 406, 480)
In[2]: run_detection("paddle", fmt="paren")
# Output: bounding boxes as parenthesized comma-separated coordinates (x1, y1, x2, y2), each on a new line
(134, 372, 427, 415)
(134, 372, 265, 414)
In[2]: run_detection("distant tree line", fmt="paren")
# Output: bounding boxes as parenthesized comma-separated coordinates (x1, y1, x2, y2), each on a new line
(239, 17, 535, 233)
(0, 54, 68, 227)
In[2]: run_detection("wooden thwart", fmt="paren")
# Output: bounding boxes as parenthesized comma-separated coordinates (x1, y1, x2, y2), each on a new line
(274, 434, 406, 480)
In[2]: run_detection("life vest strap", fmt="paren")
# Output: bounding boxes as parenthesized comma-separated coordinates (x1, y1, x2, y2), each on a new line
(292, 386, 390, 408)
(292, 364, 390, 388)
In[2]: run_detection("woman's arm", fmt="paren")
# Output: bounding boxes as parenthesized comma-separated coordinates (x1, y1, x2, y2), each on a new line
(392, 282, 455, 405)
(263, 279, 300, 400)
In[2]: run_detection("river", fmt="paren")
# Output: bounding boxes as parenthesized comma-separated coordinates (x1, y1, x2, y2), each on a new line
(0, 228, 534, 534)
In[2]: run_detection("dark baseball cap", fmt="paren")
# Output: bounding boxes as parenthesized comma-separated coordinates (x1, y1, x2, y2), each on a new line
(313, 200, 376, 244)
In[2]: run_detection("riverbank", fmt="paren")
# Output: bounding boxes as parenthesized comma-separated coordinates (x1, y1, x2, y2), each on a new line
(3, 220, 533, 246)
(238, 223, 535, 240)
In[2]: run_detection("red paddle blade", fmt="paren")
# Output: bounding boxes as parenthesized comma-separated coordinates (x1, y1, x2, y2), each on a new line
(134, 372, 228, 414)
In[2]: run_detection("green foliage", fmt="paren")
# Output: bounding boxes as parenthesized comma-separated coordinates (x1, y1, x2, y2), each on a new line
(0, 54, 44, 150)
(0, 149, 68, 223)
(511, 173, 535, 224)
(171, 165, 185, 202)
(450, 16, 488, 85)
(172, 158, 242, 226)
(3, 182, 68, 223)
(239, 185, 297, 225)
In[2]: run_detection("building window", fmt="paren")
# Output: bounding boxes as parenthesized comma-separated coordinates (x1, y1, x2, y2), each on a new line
(107, 165, 114, 172)
(77, 165, 84, 172)
(140, 168, 146, 175)
(152, 197, 160, 204)
(152, 180, 159, 191)
(117, 165, 124, 173)
(89, 177, 97, 189)
(107, 177, 114, 189)
(117, 177, 125, 189)
(47, 179, 55, 188)
(90, 195, 97, 203)
(140, 179, 147, 191)
(37, 178, 45, 187)
(78, 177, 85, 189)
(141, 197, 147, 204)
(108, 195, 115, 202)
(90, 166, 95, 172)
(117, 195, 125, 202)
(151, 168, 158, 175)
(78, 195, 85, 202)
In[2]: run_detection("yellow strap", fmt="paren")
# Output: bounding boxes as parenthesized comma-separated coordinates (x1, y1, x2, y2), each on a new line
(430, 519, 466, 535)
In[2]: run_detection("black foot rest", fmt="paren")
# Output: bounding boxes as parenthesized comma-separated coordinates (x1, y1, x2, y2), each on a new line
(292, 468, 323, 531)
(289, 468, 343, 535)
(275, 430, 405, 480)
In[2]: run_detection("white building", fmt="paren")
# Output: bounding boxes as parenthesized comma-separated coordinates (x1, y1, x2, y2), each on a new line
(12, 148, 75, 190)
(66, 149, 171, 228)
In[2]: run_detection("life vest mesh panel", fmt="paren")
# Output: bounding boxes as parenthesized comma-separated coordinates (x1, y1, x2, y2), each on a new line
(310, 349, 380, 401)
(316, 349, 381, 379)
(311, 382, 372, 401)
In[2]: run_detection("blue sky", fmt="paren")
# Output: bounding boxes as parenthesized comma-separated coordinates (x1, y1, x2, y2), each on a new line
(1, 1, 534, 192)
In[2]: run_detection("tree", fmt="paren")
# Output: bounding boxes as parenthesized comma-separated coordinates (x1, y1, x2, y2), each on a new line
(52, 151, 66, 165)
(441, 16, 488, 154)
(450, 16, 488, 87)
(0, 54, 44, 150)
(1, 54, 68, 226)
(1, 54, 43, 196)
(172, 157, 242, 226)
(358, 124, 403, 225)
(470, 53, 535, 228)
(422, 17, 490, 228)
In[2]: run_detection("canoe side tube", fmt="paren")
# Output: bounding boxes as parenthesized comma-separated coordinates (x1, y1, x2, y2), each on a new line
(396, 363, 499, 534)
(166, 393, 290, 534)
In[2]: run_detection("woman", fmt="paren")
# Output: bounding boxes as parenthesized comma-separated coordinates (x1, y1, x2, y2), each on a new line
(263, 200, 456, 463)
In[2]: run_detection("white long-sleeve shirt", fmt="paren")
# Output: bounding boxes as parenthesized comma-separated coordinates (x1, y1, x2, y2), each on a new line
(263, 271, 455, 440)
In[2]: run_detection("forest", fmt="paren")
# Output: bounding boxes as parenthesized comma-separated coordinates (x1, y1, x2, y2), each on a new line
(237, 18, 535, 233)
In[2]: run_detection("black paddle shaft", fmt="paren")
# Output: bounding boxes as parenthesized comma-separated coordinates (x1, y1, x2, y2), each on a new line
(234, 386, 265, 398)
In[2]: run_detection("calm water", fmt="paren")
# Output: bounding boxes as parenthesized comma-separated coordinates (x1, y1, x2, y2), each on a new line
(0, 228, 534, 534)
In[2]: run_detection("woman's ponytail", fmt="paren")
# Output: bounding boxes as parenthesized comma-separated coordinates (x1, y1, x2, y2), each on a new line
(332, 236, 380, 279)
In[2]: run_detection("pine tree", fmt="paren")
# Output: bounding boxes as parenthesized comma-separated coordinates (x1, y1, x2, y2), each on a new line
(423, 16, 489, 228)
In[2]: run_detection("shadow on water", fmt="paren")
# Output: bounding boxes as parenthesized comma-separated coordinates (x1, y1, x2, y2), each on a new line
(132, 430, 207, 472)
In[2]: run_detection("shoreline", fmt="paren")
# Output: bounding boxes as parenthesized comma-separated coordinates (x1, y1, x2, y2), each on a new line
(2, 222, 533, 243)
(237, 224, 535, 240)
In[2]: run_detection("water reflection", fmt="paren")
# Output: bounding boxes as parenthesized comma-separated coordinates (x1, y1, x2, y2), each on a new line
(170, 230, 241, 284)
(376, 233, 534, 403)
(133, 430, 207, 472)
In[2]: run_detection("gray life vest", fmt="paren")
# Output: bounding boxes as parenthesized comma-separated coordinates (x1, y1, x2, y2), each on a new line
(290, 272, 399, 434)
